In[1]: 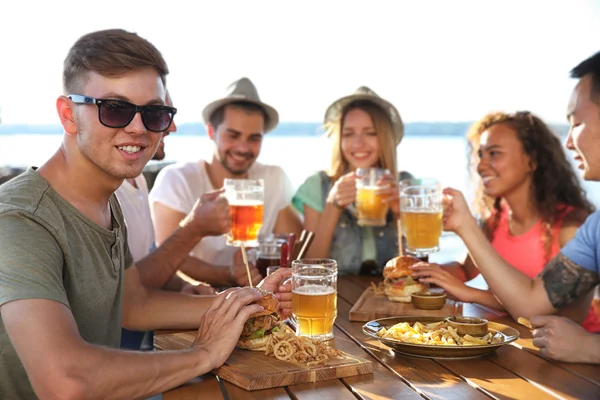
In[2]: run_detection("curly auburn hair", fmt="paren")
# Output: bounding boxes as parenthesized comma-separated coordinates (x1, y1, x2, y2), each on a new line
(467, 111, 595, 262)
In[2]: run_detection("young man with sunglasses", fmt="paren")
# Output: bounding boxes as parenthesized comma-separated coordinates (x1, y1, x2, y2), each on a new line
(150, 77, 303, 288)
(435, 52, 600, 364)
(0, 29, 292, 399)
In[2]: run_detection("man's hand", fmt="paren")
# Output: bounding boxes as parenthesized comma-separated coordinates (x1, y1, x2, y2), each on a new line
(531, 315, 596, 363)
(182, 189, 231, 237)
(181, 282, 217, 295)
(258, 268, 293, 317)
(193, 287, 264, 369)
(230, 249, 262, 287)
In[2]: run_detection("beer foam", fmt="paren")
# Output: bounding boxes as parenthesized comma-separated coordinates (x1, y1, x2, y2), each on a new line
(229, 199, 264, 206)
(292, 285, 336, 295)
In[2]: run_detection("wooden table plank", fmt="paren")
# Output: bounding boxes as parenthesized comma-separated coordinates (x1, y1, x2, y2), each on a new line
(335, 296, 491, 399)
(483, 345, 600, 400)
(287, 379, 356, 400)
(222, 380, 291, 400)
(163, 375, 224, 400)
(332, 326, 421, 399)
(439, 355, 568, 400)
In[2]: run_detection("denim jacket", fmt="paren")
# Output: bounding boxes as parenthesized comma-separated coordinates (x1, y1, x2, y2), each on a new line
(318, 170, 413, 274)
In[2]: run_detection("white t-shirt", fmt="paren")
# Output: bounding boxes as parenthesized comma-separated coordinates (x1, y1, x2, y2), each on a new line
(115, 175, 155, 263)
(149, 161, 293, 267)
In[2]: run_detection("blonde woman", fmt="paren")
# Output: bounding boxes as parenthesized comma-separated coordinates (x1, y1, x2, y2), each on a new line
(292, 87, 412, 274)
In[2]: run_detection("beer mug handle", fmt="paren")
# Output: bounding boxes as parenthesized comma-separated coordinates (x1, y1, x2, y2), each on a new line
(281, 275, 293, 286)
(282, 275, 297, 331)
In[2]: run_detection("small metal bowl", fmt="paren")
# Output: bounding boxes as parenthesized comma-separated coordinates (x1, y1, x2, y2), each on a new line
(411, 291, 447, 310)
(446, 316, 489, 336)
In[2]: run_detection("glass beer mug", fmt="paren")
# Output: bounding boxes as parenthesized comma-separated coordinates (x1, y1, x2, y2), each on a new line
(400, 178, 443, 257)
(355, 167, 390, 227)
(255, 234, 285, 278)
(223, 178, 264, 247)
(290, 259, 338, 340)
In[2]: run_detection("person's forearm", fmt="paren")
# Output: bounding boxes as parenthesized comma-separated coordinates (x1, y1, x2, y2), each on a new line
(179, 256, 233, 287)
(123, 288, 214, 330)
(467, 288, 506, 311)
(136, 223, 206, 289)
(52, 343, 210, 400)
(306, 204, 342, 258)
(457, 220, 551, 317)
(584, 334, 600, 363)
(442, 262, 467, 281)
(163, 273, 190, 292)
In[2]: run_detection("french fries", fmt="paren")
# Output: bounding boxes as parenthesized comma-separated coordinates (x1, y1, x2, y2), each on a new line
(376, 321, 503, 346)
(517, 317, 533, 329)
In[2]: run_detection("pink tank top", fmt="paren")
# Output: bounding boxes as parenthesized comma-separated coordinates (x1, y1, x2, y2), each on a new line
(490, 205, 600, 333)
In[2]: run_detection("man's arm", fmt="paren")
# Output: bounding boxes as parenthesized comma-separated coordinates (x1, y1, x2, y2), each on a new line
(139, 190, 230, 289)
(177, 255, 235, 287)
(135, 222, 206, 289)
(123, 265, 215, 330)
(1, 299, 211, 400)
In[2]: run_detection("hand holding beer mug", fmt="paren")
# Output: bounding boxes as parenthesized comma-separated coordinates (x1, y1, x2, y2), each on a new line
(289, 259, 338, 340)
(223, 179, 264, 247)
(355, 168, 390, 227)
(400, 179, 443, 257)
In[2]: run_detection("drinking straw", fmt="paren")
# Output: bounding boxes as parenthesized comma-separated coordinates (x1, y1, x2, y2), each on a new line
(295, 231, 315, 260)
(240, 243, 253, 288)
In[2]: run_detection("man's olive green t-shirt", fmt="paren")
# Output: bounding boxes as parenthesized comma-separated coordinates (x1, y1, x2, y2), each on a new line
(0, 168, 133, 399)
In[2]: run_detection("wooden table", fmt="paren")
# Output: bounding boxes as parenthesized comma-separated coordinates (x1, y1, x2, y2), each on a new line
(159, 275, 600, 399)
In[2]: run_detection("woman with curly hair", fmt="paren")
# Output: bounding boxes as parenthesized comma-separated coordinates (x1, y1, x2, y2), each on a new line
(411, 110, 600, 332)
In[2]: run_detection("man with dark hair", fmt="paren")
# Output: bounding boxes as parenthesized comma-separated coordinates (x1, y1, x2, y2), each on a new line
(0, 29, 291, 398)
(437, 51, 600, 363)
(150, 77, 303, 287)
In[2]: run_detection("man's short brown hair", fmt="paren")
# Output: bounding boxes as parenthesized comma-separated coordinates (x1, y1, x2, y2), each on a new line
(63, 29, 169, 94)
(209, 101, 269, 130)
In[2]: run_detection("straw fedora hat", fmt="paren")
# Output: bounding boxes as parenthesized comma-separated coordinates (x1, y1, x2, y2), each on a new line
(202, 77, 279, 133)
(324, 86, 404, 145)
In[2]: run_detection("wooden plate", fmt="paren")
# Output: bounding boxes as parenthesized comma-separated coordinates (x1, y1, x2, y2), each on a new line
(362, 316, 519, 359)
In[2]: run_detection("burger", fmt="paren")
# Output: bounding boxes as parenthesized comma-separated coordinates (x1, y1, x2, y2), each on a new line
(383, 255, 427, 302)
(238, 288, 282, 351)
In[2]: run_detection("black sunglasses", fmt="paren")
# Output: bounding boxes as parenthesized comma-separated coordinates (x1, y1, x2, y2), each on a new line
(68, 94, 177, 133)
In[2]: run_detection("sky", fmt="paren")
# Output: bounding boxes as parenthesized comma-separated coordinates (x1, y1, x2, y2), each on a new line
(0, 0, 599, 125)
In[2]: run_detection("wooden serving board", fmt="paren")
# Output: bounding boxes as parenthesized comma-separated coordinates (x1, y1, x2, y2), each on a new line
(349, 287, 460, 322)
(154, 330, 373, 391)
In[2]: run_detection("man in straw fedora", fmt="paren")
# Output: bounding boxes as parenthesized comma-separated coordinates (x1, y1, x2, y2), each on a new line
(150, 77, 302, 287)
(292, 86, 413, 275)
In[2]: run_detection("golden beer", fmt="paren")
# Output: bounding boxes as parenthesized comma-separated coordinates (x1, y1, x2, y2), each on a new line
(228, 201, 264, 246)
(402, 210, 443, 251)
(356, 186, 388, 226)
(292, 285, 337, 339)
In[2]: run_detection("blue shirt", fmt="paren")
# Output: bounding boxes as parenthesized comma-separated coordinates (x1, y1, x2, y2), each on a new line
(561, 210, 600, 273)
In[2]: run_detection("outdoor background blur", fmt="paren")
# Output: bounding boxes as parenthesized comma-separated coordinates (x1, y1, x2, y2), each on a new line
(1, 0, 600, 266)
